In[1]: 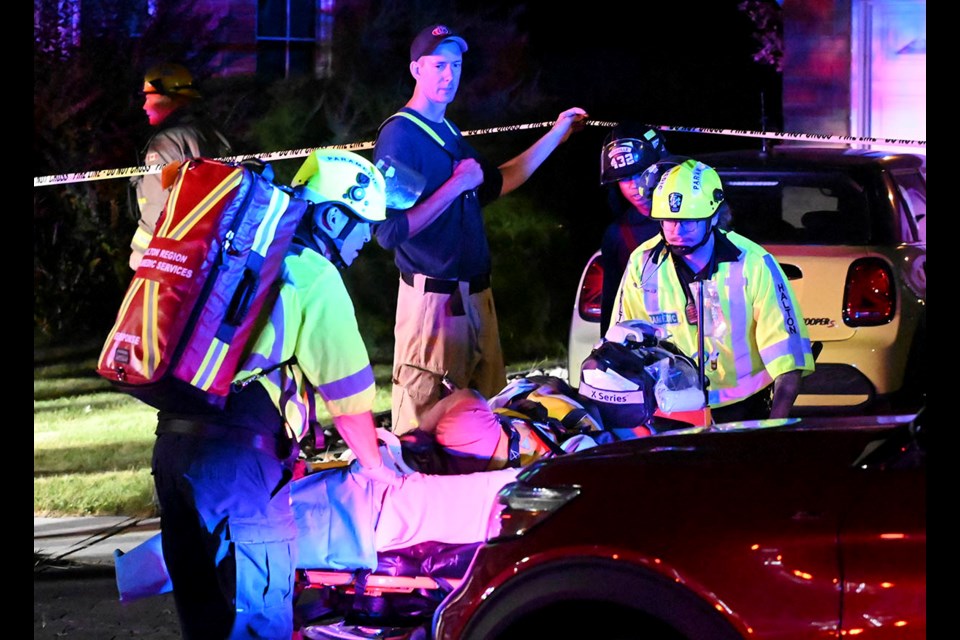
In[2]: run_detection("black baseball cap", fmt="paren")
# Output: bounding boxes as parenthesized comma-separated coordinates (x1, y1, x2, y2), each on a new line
(410, 24, 468, 62)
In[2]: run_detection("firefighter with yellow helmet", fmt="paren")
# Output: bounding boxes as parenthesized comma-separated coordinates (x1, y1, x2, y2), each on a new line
(129, 63, 232, 270)
(611, 158, 815, 422)
(151, 149, 422, 639)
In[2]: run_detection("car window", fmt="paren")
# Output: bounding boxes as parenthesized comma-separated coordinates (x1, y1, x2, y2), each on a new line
(719, 171, 872, 245)
(893, 170, 926, 244)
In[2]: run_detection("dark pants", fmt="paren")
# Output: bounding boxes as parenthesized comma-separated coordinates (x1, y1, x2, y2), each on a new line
(153, 433, 296, 639)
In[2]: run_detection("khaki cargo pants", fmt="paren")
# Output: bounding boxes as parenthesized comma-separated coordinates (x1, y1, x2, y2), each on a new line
(391, 272, 506, 435)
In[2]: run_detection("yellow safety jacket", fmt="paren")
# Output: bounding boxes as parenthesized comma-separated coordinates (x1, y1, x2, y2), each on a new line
(130, 113, 231, 263)
(613, 230, 814, 408)
(233, 245, 376, 441)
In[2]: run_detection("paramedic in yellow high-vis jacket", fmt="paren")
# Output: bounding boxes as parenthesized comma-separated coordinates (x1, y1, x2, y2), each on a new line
(612, 159, 815, 423)
(151, 150, 418, 640)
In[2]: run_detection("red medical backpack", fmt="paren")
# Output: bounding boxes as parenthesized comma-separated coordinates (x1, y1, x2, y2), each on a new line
(97, 157, 309, 412)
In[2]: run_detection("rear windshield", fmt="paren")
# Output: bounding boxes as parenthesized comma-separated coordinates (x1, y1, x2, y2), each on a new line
(719, 171, 873, 245)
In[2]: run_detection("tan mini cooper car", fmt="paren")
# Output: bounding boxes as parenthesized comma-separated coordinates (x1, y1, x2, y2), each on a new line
(568, 145, 926, 415)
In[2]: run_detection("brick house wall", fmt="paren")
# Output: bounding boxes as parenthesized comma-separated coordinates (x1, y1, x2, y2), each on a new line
(782, 0, 853, 138)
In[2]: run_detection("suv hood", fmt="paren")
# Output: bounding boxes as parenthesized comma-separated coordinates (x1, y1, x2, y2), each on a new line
(518, 413, 919, 484)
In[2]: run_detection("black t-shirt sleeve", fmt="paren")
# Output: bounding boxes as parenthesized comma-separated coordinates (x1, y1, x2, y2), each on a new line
(458, 135, 502, 206)
(476, 156, 503, 206)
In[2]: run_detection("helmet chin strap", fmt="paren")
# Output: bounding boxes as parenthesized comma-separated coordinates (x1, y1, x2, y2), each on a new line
(303, 203, 360, 270)
(313, 232, 348, 270)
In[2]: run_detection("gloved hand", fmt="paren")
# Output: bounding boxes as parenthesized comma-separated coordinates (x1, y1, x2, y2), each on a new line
(351, 459, 404, 488)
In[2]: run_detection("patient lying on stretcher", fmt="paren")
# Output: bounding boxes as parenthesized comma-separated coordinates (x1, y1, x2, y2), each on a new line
(118, 329, 701, 602)
(293, 385, 601, 571)
(294, 342, 705, 573)
(116, 381, 602, 603)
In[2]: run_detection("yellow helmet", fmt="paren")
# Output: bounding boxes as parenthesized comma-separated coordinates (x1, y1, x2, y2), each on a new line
(651, 159, 725, 220)
(142, 63, 201, 98)
(291, 149, 387, 223)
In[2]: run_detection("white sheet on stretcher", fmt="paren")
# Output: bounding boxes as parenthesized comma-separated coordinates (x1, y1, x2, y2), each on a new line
(377, 434, 601, 551)
(292, 429, 599, 570)
(291, 447, 523, 569)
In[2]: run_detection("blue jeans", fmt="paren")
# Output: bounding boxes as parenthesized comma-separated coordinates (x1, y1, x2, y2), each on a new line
(152, 432, 297, 639)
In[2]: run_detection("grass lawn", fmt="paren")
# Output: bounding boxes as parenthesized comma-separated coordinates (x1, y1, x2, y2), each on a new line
(35, 388, 159, 517)
(34, 340, 393, 517)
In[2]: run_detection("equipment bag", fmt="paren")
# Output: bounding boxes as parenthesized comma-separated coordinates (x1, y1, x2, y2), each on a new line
(97, 157, 309, 412)
(579, 340, 659, 431)
(580, 335, 707, 435)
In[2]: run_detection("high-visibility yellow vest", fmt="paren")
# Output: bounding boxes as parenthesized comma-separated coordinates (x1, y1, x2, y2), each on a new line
(234, 246, 376, 441)
(614, 231, 814, 408)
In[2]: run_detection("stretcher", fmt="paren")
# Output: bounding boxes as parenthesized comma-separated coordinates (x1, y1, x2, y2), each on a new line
(289, 439, 523, 639)
(294, 539, 480, 639)
(114, 430, 524, 640)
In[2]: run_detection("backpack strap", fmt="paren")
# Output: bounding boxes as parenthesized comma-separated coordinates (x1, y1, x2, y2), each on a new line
(526, 420, 567, 457)
(229, 279, 295, 395)
(503, 419, 522, 467)
(229, 355, 297, 394)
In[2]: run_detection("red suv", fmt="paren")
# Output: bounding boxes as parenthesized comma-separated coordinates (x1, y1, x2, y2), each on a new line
(433, 409, 926, 639)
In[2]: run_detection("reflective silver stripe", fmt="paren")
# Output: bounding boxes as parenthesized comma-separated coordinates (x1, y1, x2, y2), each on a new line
(167, 170, 243, 241)
(131, 226, 153, 252)
(763, 253, 808, 365)
(710, 369, 773, 406)
(723, 260, 751, 382)
(191, 338, 229, 390)
(639, 249, 660, 312)
(252, 188, 290, 257)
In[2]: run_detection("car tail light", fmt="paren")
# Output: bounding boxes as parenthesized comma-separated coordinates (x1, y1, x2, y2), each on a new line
(486, 482, 581, 542)
(843, 257, 896, 326)
(577, 257, 603, 322)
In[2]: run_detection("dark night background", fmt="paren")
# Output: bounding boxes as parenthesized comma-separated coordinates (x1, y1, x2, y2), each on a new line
(514, 0, 781, 206)
(34, 0, 784, 361)
(522, 3, 780, 129)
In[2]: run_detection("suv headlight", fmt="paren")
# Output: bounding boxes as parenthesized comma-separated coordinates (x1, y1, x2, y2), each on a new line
(486, 482, 581, 542)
